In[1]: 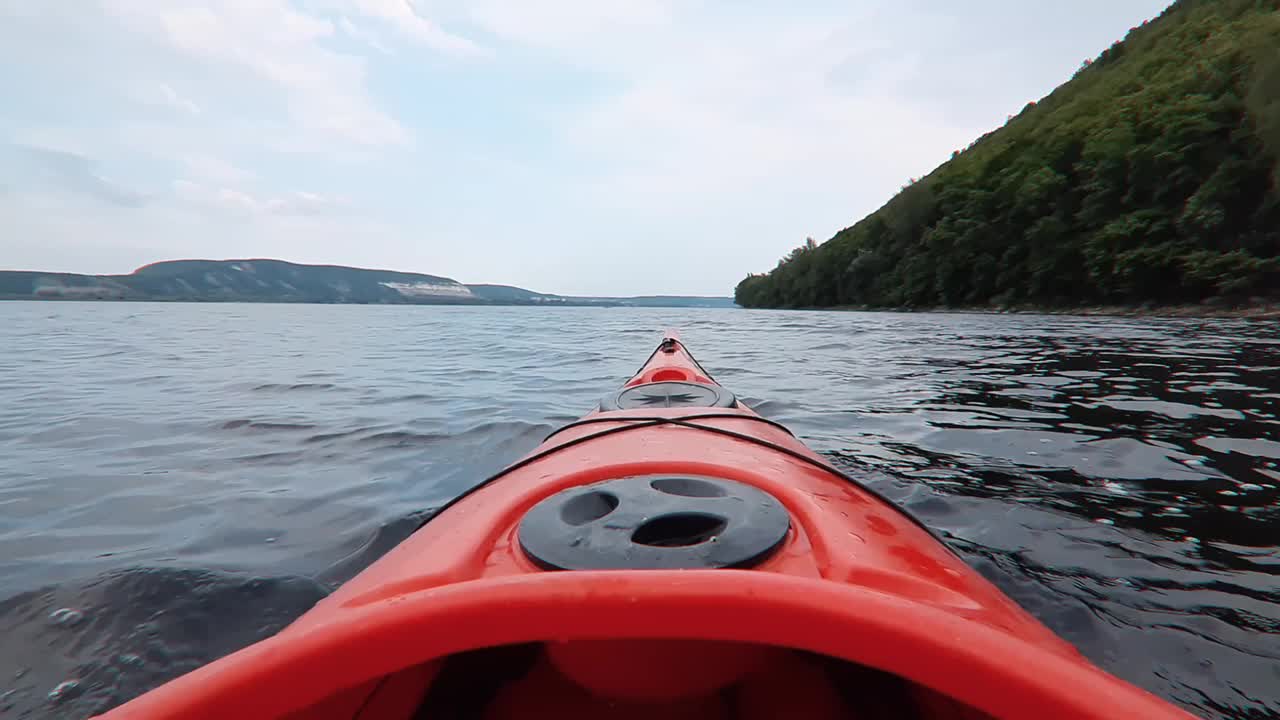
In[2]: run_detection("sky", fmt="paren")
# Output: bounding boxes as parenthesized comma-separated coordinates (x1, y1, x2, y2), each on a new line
(1, 1, 1173, 296)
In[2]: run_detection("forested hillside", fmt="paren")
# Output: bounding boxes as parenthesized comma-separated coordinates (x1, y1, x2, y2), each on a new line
(736, 0, 1280, 310)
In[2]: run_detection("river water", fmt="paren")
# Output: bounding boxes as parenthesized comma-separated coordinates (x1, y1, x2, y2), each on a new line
(0, 302, 1276, 719)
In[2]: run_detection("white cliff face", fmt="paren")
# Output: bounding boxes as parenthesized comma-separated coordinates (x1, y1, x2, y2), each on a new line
(32, 284, 127, 298)
(378, 281, 475, 298)
(31, 277, 129, 298)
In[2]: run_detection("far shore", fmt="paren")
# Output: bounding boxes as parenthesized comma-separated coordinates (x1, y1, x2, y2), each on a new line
(6, 294, 1277, 319)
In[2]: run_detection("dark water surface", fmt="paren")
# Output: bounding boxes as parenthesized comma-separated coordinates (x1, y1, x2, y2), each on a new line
(1, 302, 1277, 719)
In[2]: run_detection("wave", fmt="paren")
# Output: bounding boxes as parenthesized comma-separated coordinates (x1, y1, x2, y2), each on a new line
(250, 383, 337, 392)
(0, 567, 326, 718)
(221, 420, 318, 432)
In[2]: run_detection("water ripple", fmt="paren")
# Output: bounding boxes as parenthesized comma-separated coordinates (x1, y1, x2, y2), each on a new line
(0, 303, 1276, 718)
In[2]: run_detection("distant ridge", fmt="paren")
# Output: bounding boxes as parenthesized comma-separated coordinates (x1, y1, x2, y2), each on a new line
(0, 258, 737, 308)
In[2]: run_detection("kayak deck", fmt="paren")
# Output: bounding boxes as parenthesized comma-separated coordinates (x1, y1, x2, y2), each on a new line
(99, 336, 1196, 720)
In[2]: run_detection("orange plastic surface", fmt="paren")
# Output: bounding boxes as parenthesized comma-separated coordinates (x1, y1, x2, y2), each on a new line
(97, 336, 1199, 720)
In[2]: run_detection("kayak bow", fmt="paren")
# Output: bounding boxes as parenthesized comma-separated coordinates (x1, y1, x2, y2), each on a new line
(100, 334, 1197, 720)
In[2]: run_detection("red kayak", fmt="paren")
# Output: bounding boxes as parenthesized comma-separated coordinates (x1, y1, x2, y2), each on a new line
(100, 334, 1197, 719)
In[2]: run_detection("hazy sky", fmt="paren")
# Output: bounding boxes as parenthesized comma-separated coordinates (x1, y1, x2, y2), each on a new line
(1, 1, 1171, 296)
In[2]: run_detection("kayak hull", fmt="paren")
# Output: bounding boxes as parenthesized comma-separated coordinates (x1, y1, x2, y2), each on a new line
(99, 335, 1198, 720)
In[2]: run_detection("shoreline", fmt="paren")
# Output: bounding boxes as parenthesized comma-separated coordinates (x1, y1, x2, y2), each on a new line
(0, 296, 736, 309)
(6, 296, 1276, 319)
(824, 301, 1280, 320)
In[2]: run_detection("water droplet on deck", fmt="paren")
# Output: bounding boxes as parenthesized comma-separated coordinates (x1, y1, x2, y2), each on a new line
(48, 680, 81, 703)
(48, 608, 85, 627)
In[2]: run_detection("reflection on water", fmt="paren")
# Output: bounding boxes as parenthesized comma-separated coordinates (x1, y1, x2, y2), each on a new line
(0, 303, 1276, 719)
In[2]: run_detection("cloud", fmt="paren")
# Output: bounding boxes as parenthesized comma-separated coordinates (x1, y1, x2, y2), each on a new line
(102, 0, 411, 148)
(180, 154, 256, 185)
(338, 16, 392, 55)
(173, 179, 348, 217)
(346, 0, 483, 55)
(461, 0, 673, 48)
(3, 144, 149, 208)
(158, 83, 202, 115)
(551, 7, 986, 220)
(127, 81, 203, 115)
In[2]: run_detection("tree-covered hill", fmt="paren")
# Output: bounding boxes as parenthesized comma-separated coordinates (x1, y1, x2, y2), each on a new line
(737, 0, 1280, 310)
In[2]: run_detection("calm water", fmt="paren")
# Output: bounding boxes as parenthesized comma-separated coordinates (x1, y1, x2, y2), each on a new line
(1, 302, 1277, 719)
